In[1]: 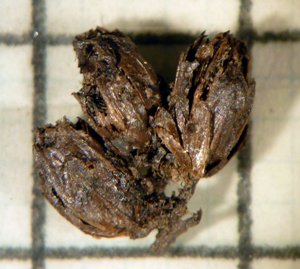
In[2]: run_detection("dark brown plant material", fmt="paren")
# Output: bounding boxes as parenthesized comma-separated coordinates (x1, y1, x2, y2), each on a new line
(155, 32, 255, 181)
(33, 27, 255, 253)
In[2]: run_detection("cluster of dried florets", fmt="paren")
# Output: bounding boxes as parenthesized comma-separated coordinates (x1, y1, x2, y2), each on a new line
(33, 27, 255, 253)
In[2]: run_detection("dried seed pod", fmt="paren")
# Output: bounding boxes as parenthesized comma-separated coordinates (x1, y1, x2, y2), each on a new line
(155, 32, 255, 180)
(33, 28, 255, 253)
(73, 27, 161, 157)
(33, 118, 201, 253)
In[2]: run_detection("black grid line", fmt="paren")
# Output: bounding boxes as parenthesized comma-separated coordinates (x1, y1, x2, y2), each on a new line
(237, 139, 253, 269)
(236, 1, 254, 268)
(1, 246, 300, 260)
(0, 248, 31, 261)
(1, 31, 300, 46)
(26, 245, 300, 259)
(0, 33, 31, 45)
(1, 0, 300, 267)
(31, 0, 47, 269)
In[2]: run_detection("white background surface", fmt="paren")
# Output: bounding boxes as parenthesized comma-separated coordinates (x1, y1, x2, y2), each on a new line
(0, 0, 299, 268)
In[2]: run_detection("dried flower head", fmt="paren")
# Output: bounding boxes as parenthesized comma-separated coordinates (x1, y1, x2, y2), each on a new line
(33, 27, 255, 253)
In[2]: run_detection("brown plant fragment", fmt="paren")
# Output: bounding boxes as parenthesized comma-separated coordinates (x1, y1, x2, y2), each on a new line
(73, 28, 161, 157)
(155, 32, 255, 180)
(33, 28, 255, 253)
(33, 118, 201, 253)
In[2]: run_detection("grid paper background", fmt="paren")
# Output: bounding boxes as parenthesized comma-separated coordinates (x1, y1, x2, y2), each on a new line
(0, 0, 300, 269)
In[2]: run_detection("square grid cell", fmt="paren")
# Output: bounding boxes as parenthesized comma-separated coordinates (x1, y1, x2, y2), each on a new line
(46, 45, 82, 123)
(252, 0, 300, 33)
(0, 0, 31, 34)
(251, 42, 300, 247)
(0, 45, 33, 248)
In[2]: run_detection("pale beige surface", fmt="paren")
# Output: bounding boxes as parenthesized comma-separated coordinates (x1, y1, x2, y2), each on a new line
(252, 42, 300, 246)
(0, 0, 31, 34)
(252, 0, 300, 33)
(0, 45, 33, 248)
(0, 261, 31, 269)
(46, 258, 238, 269)
(46, 0, 239, 34)
(253, 259, 300, 269)
(0, 0, 299, 269)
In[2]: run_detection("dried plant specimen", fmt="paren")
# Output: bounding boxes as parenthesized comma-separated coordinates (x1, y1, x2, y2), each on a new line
(33, 27, 255, 253)
(155, 32, 255, 181)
